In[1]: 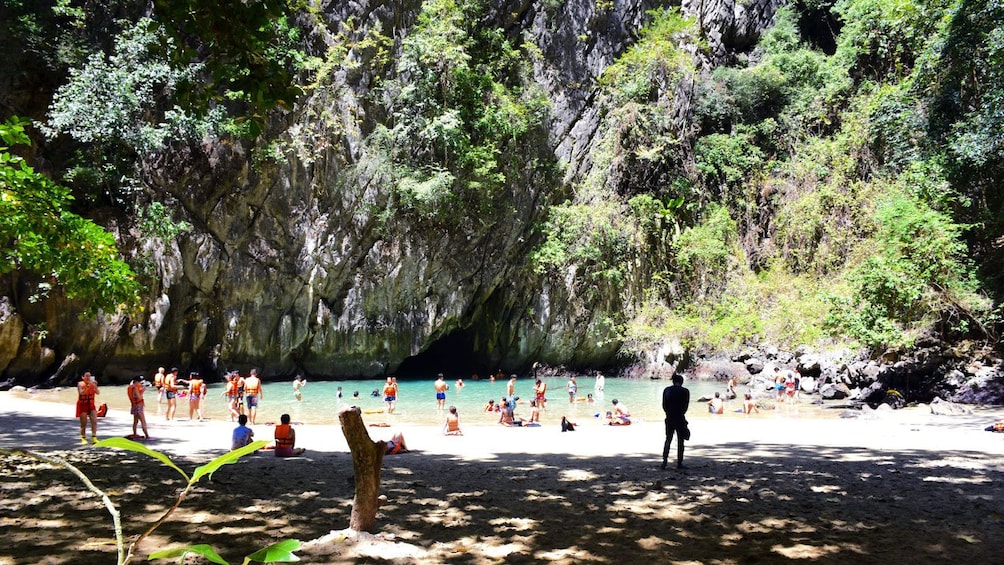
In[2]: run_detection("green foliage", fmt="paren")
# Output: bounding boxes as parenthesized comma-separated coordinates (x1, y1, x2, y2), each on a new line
(825, 190, 987, 348)
(693, 127, 767, 204)
(149, 545, 229, 565)
(599, 8, 696, 103)
(242, 539, 304, 564)
(42, 17, 222, 202)
(93, 438, 298, 564)
(7, 440, 290, 565)
(674, 204, 741, 298)
(833, 0, 951, 83)
(150, 0, 305, 125)
(916, 0, 1004, 238)
(138, 202, 192, 244)
(696, 7, 851, 140)
(44, 19, 207, 153)
(374, 0, 549, 222)
(0, 117, 139, 314)
(532, 199, 636, 290)
(622, 264, 833, 355)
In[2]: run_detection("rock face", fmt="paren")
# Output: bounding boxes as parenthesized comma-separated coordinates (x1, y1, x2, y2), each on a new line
(0, 0, 784, 383)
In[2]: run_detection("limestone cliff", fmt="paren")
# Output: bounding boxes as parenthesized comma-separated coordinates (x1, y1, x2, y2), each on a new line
(0, 0, 783, 383)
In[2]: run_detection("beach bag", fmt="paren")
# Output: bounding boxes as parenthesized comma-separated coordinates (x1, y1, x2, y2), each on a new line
(96, 403, 108, 418)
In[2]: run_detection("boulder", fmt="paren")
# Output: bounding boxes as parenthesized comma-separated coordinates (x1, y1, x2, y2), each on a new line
(929, 397, 973, 416)
(820, 383, 850, 400)
(799, 376, 817, 394)
(745, 358, 764, 375)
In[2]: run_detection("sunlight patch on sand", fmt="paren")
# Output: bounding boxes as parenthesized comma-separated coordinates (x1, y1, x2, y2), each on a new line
(810, 484, 844, 494)
(536, 545, 605, 562)
(922, 475, 990, 484)
(637, 535, 679, 550)
(488, 516, 538, 531)
(422, 505, 470, 527)
(772, 542, 847, 559)
(559, 468, 599, 481)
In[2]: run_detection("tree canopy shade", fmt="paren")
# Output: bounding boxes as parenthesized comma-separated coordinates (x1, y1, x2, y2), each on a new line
(150, 0, 305, 133)
(0, 117, 138, 314)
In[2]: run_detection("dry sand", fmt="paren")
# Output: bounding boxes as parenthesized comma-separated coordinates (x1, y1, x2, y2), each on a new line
(1, 393, 1003, 564)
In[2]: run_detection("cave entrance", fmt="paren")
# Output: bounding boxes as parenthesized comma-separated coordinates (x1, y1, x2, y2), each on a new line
(395, 330, 494, 379)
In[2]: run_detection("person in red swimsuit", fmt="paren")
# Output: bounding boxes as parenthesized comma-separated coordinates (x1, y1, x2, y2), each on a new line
(76, 372, 100, 444)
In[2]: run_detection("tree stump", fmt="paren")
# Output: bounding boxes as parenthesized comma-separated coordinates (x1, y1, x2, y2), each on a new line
(338, 406, 386, 532)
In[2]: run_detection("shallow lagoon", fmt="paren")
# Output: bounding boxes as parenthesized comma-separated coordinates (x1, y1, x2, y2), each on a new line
(14, 374, 833, 428)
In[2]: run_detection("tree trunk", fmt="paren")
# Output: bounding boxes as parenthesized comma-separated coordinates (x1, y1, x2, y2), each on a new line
(338, 406, 386, 532)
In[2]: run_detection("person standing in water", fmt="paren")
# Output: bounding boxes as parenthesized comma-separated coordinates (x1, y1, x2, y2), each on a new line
(154, 367, 166, 404)
(434, 373, 449, 410)
(293, 375, 306, 402)
(243, 369, 263, 425)
(383, 376, 398, 413)
(166, 367, 184, 421)
(662, 373, 691, 470)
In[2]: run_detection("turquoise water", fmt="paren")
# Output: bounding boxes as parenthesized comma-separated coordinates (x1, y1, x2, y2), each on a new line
(25, 376, 750, 427)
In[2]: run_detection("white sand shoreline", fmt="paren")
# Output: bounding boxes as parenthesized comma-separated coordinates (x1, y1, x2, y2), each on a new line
(3, 392, 1003, 460)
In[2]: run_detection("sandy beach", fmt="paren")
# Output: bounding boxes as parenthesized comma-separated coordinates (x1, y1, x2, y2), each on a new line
(1, 392, 1003, 564)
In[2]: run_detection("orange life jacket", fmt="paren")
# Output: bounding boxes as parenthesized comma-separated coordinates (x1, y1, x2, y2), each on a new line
(244, 378, 261, 396)
(78, 381, 97, 403)
(165, 374, 178, 392)
(189, 378, 205, 397)
(274, 424, 294, 448)
(154, 373, 164, 387)
(127, 383, 144, 406)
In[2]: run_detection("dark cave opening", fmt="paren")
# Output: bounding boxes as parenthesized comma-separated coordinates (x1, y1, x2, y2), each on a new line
(395, 330, 497, 379)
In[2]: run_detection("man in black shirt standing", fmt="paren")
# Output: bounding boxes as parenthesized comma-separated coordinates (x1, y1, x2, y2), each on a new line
(662, 373, 690, 469)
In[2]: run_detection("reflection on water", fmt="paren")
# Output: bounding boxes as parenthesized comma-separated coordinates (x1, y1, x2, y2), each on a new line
(13, 374, 842, 428)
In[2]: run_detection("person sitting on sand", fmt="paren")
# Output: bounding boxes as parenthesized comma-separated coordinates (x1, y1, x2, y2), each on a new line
(529, 400, 540, 424)
(499, 400, 526, 427)
(274, 413, 305, 457)
(443, 405, 463, 435)
(743, 393, 759, 415)
(708, 392, 725, 414)
(985, 419, 1004, 432)
(386, 431, 409, 454)
(232, 414, 254, 451)
(561, 416, 576, 432)
(611, 399, 631, 424)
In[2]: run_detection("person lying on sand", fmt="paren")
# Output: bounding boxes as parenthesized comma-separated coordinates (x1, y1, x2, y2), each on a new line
(386, 432, 409, 454)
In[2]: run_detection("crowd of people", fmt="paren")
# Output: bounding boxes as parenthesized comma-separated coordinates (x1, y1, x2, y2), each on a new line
(71, 367, 737, 472)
